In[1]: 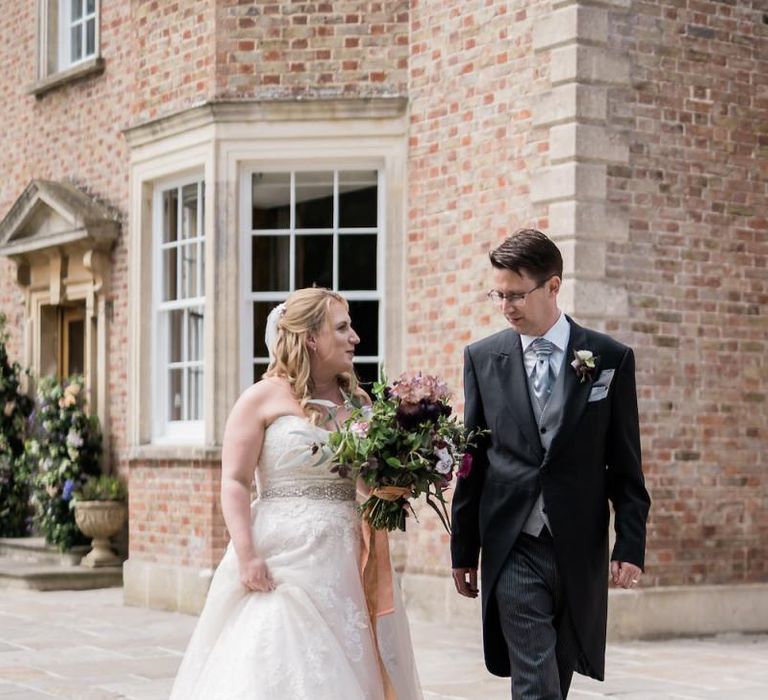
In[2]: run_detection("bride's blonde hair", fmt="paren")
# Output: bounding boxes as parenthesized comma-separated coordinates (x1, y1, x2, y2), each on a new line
(264, 287, 359, 413)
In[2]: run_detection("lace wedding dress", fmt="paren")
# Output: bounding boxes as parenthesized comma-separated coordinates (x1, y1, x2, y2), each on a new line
(170, 415, 422, 699)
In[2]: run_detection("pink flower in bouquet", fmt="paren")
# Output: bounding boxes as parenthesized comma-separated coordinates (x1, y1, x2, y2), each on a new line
(457, 452, 473, 479)
(350, 421, 370, 438)
(389, 372, 451, 404)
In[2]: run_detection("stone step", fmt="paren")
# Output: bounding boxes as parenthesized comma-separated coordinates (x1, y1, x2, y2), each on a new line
(0, 556, 122, 591)
(0, 537, 88, 566)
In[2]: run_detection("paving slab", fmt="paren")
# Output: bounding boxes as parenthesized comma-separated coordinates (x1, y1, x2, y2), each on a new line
(0, 587, 765, 699)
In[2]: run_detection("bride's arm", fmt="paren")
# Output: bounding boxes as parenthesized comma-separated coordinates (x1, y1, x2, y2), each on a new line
(221, 383, 275, 592)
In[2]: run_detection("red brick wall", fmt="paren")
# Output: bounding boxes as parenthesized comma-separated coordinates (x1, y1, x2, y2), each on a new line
(132, 0, 216, 122)
(213, 0, 409, 99)
(0, 1, 133, 471)
(602, 1, 767, 585)
(403, 0, 552, 574)
(129, 461, 227, 567)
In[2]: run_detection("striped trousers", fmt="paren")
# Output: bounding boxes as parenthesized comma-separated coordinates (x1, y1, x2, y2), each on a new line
(495, 531, 580, 699)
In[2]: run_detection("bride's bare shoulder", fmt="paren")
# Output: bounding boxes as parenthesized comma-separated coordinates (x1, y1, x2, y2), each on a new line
(240, 376, 292, 402)
(231, 376, 299, 424)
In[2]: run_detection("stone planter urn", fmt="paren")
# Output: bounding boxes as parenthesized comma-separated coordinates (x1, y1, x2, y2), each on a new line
(73, 501, 127, 568)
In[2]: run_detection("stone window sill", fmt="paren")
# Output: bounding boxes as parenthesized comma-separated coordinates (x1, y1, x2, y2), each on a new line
(27, 57, 105, 98)
(128, 444, 222, 465)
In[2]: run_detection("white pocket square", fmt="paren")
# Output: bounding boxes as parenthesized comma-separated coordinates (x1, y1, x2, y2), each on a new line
(587, 369, 615, 402)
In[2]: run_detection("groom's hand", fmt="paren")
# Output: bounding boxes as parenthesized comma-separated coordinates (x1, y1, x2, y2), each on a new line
(611, 560, 641, 589)
(452, 568, 479, 598)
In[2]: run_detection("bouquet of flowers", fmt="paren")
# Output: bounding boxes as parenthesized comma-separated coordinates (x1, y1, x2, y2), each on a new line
(317, 372, 484, 532)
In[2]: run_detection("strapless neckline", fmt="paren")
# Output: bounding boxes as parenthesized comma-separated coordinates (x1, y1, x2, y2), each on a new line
(267, 414, 331, 433)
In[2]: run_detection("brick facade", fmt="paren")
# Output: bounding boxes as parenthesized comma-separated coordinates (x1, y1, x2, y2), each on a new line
(0, 1, 765, 613)
(213, 0, 409, 100)
(603, 0, 767, 585)
(404, 0, 552, 574)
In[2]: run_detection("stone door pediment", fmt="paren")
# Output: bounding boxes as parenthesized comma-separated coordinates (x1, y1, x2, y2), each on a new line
(0, 179, 119, 260)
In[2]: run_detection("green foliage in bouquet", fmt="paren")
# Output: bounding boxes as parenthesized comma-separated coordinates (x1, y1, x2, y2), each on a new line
(28, 375, 103, 550)
(72, 474, 127, 503)
(322, 372, 486, 532)
(0, 313, 35, 537)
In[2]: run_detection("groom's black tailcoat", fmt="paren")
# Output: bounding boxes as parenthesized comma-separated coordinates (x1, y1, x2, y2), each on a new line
(451, 317, 651, 680)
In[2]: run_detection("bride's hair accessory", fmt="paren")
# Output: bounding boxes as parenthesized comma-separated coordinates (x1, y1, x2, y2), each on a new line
(264, 302, 287, 362)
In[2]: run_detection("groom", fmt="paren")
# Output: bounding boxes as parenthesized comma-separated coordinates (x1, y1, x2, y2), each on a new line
(451, 229, 651, 699)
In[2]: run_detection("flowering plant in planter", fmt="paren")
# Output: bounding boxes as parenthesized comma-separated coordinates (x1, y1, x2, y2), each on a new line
(28, 376, 102, 551)
(72, 474, 127, 503)
(0, 313, 35, 537)
(71, 474, 127, 568)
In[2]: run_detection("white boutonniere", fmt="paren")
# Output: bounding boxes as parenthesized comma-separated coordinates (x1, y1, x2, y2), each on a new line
(571, 350, 597, 383)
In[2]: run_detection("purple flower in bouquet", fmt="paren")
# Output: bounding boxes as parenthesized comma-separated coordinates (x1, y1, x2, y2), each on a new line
(457, 452, 473, 479)
(390, 372, 453, 430)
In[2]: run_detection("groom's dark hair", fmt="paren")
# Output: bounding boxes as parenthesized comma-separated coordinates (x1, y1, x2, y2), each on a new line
(489, 229, 563, 281)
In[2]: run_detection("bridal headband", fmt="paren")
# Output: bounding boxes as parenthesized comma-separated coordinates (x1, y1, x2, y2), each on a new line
(264, 302, 287, 362)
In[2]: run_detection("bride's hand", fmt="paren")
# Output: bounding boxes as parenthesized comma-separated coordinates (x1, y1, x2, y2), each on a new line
(239, 556, 275, 592)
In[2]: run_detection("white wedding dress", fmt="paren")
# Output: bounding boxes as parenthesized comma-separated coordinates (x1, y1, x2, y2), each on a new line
(170, 415, 422, 699)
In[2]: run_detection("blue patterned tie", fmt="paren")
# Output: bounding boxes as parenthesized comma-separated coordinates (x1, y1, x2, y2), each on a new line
(530, 338, 555, 410)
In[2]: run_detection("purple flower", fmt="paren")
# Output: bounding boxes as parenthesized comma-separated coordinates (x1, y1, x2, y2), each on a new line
(62, 479, 75, 501)
(457, 453, 473, 479)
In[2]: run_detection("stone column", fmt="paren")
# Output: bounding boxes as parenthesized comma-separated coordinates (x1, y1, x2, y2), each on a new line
(531, 0, 631, 321)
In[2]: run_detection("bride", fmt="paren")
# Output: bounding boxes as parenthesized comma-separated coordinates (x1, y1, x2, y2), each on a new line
(170, 287, 422, 699)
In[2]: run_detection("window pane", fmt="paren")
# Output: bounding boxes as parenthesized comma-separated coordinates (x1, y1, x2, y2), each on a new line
(339, 171, 377, 228)
(163, 189, 178, 243)
(253, 301, 284, 359)
(169, 310, 183, 363)
(295, 172, 333, 228)
(354, 363, 379, 393)
(180, 243, 198, 298)
(348, 300, 378, 357)
(253, 362, 269, 384)
(199, 241, 205, 296)
(72, 0, 83, 21)
(181, 183, 198, 240)
(86, 19, 95, 56)
(187, 308, 204, 362)
(163, 248, 178, 301)
(169, 369, 183, 421)
(71, 26, 82, 62)
(252, 235, 289, 292)
(295, 234, 332, 288)
(67, 319, 85, 377)
(188, 367, 203, 420)
(252, 172, 290, 230)
(86, 0, 95, 14)
(339, 234, 377, 290)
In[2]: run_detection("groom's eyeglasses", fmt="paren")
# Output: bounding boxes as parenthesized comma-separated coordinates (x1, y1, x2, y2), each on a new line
(487, 277, 552, 306)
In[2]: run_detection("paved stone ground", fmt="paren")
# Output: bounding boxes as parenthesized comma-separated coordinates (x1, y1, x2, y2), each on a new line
(0, 587, 765, 699)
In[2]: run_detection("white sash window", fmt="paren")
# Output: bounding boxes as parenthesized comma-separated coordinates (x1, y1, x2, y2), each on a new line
(153, 177, 206, 442)
(242, 168, 383, 390)
(59, 0, 98, 69)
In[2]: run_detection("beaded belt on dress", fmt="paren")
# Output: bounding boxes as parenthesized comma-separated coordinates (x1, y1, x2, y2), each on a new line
(259, 481, 356, 502)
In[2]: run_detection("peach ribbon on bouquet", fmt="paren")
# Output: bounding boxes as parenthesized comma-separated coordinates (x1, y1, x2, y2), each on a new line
(359, 485, 411, 700)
